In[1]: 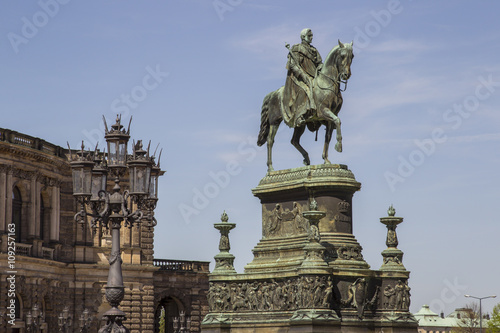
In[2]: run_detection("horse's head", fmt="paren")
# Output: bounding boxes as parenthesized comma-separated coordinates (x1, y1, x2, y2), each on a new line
(335, 40, 354, 81)
(323, 40, 354, 83)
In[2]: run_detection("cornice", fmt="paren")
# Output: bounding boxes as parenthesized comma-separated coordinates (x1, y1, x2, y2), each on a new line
(0, 141, 70, 171)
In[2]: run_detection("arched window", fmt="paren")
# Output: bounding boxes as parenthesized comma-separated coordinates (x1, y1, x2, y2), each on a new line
(15, 294, 21, 319)
(40, 194, 45, 242)
(12, 187, 22, 243)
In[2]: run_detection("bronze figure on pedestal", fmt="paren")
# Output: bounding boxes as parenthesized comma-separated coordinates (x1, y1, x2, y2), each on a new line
(257, 29, 354, 172)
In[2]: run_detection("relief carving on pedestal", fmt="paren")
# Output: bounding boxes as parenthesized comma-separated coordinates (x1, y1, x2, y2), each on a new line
(383, 280, 411, 311)
(264, 202, 308, 238)
(207, 276, 335, 313)
(324, 245, 364, 262)
(338, 200, 350, 213)
(337, 245, 363, 261)
(333, 200, 352, 225)
(383, 255, 402, 265)
(341, 278, 379, 319)
(214, 257, 235, 271)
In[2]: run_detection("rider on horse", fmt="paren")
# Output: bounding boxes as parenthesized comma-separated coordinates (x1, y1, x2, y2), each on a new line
(257, 28, 354, 172)
(283, 28, 323, 128)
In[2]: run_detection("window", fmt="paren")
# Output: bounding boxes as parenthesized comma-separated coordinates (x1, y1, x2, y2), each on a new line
(15, 294, 21, 319)
(12, 187, 22, 243)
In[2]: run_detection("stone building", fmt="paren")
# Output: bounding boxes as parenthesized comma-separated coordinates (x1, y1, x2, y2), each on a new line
(414, 304, 491, 333)
(0, 128, 209, 333)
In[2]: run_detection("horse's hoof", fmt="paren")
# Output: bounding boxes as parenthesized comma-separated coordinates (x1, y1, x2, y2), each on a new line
(335, 142, 343, 152)
(324, 160, 331, 165)
(303, 159, 310, 166)
(267, 166, 274, 172)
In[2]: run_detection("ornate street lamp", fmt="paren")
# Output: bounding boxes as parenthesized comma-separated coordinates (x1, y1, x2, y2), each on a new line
(173, 311, 191, 333)
(26, 304, 44, 333)
(464, 294, 496, 333)
(79, 308, 92, 333)
(58, 306, 73, 333)
(69, 115, 160, 333)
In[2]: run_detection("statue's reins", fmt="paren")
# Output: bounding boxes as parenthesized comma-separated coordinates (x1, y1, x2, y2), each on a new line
(317, 68, 348, 92)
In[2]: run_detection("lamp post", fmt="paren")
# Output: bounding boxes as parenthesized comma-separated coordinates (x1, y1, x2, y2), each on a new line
(69, 115, 160, 333)
(0, 311, 6, 327)
(26, 304, 44, 333)
(173, 311, 191, 333)
(58, 306, 73, 333)
(79, 308, 92, 333)
(464, 294, 496, 333)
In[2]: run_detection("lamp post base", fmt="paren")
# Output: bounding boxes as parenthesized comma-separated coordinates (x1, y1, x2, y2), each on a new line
(99, 313, 130, 333)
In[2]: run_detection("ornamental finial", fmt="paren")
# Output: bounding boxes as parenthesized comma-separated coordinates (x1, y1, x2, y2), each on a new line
(221, 210, 229, 222)
(388, 204, 396, 217)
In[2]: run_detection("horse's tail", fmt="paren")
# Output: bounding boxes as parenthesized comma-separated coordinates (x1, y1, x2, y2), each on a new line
(257, 92, 271, 147)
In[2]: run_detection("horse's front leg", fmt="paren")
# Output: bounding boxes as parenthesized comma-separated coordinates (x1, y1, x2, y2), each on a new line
(333, 114, 342, 153)
(267, 124, 279, 172)
(323, 121, 334, 164)
(291, 125, 310, 166)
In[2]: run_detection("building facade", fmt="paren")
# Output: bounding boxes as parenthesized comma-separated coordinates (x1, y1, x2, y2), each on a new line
(0, 128, 209, 333)
(414, 304, 491, 333)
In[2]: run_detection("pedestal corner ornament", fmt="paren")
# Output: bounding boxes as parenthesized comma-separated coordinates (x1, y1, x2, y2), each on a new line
(212, 211, 237, 275)
(380, 205, 407, 272)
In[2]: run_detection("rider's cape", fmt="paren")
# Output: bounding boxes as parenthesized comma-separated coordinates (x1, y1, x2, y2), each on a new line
(282, 43, 322, 128)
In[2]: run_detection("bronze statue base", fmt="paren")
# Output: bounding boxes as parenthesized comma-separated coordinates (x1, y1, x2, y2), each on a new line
(202, 165, 417, 333)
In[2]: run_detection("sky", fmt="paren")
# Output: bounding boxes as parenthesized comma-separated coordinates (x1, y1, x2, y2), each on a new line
(1, 0, 499, 316)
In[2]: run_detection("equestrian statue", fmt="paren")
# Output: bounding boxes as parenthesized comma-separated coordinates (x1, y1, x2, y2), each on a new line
(257, 28, 354, 172)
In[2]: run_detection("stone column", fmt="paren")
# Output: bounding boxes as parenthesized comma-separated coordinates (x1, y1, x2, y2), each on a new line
(29, 174, 43, 256)
(29, 175, 37, 238)
(0, 167, 8, 252)
(0, 166, 7, 233)
(35, 178, 41, 238)
(4, 170, 14, 249)
(49, 184, 61, 242)
(5, 170, 13, 232)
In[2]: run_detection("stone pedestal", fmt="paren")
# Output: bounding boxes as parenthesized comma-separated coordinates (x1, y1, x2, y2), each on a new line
(201, 165, 418, 333)
(246, 164, 368, 274)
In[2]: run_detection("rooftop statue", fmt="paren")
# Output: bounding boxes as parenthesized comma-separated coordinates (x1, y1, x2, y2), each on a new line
(257, 28, 354, 172)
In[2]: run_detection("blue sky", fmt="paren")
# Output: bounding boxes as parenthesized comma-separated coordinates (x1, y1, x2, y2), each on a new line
(1, 1, 499, 315)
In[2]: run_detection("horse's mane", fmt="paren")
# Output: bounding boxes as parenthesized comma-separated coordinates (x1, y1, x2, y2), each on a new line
(324, 42, 353, 67)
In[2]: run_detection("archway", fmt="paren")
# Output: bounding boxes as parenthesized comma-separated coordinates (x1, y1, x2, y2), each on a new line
(155, 296, 183, 333)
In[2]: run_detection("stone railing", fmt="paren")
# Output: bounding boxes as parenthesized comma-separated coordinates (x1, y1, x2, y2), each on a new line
(42, 247, 55, 260)
(11, 243, 59, 261)
(0, 128, 65, 157)
(153, 259, 210, 272)
(16, 243, 33, 257)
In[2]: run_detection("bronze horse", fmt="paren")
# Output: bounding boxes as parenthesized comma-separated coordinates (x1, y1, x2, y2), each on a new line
(257, 40, 354, 172)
